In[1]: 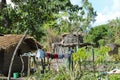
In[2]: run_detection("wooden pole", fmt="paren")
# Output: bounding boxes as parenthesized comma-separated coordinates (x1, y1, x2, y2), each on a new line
(20, 55, 24, 77)
(8, 29, 28, 80)
(41, 59, 44, 73)
(47, 58, 50, 70)
(71, 54, 73, 71)
(71, 46, 74, 71)
(68, 47, 71, 70)
(92, 46, 95, 76)
(27, 56, 30, 77)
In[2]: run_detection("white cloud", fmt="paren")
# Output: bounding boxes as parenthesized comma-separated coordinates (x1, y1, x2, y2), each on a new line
(94, 13, 108, 26)
(94, 0, 120, 26)
(112, 0, 120, 11)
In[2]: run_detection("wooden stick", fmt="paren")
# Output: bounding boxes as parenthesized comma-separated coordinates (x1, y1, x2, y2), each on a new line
(27, 56, 30, 77)
(92, 46, 95, 76)
(8, 29, 28, 80)
(20, 55, 24, 77)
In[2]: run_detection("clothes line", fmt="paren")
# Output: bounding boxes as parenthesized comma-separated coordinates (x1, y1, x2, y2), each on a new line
(45, 53, 70, 59)
(22, 49, 74, 59)
(36, 49, 73, 59)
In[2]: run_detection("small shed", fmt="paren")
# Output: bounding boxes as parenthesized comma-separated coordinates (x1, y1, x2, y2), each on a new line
(0, 34, 42, 76)
(61, 33, 83, 44)
(52, 33, 94, 52)
(51, 33, 94, 70)
(107, 43, 120, 56)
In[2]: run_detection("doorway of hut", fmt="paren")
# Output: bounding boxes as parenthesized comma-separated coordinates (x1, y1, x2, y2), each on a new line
(0, 49, 4, 75)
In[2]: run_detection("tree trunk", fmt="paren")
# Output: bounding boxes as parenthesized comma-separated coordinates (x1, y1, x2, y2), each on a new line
(0, 0, 6, 10)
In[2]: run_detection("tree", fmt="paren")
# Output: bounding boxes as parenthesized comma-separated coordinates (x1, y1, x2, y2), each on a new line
(0, 0, 11, 29)
(108, 18, 120, 43)
(86, 24, 109, 47)
(56, 0, 97, 33)
(0, 0, 96, 42)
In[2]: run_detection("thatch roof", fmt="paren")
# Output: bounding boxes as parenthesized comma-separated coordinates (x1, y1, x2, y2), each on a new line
(0, 34, 42, 50)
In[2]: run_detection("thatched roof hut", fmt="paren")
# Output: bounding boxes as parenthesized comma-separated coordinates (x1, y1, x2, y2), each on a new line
(0, 34, 42, 76)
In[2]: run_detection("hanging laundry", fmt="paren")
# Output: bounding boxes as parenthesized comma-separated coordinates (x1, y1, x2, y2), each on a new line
(54, 54, 58, 59)
(58, 54, 64, 59)
(46, 53, 51, 58)
(68, 49, 74, 54)
(31, 52, 36, 56)
(36, 49, 45, 58)
(51, 54, 54, 59)
(45, 52, 74, 59)
(22, 52, 31, 56)
(71, 49, 74, 53)
(64, 54, 70, 58)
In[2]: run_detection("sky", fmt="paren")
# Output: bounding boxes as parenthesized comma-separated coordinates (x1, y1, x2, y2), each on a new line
(71, 0, 120, 26)
(3, 0, 120, 26)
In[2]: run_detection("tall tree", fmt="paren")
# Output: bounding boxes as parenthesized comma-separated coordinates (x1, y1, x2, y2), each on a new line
(0, 0, 96, 41)
(108, 18, 120, 43)
(86, 18, 120, 46)
(56, 0, 97, 33)
(86, 24, 109, 46)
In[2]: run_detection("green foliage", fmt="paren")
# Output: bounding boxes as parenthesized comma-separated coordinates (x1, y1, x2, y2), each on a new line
(86, 18, 120, 45)
(85, 24, 110, 46)
(96, 46, 111, 63)
(73, 47, 87, 62)
(0, 0, 73, 40)
(108, 18, 120, 43)
(98, 39, 105, 46)
(108, 75, 120, 80)
(98, 46, 111, 55)
(27, 66, 99, 80)
(27, 67, 75, 80)
(0, 0, 96, 43)
(115, 39, 120, 44)
(96, 56, 105, 64)
(112, 54, 120, 61)
(73, 46, 111, 64)
(0, 26, 10, 33)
